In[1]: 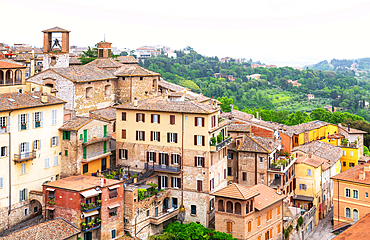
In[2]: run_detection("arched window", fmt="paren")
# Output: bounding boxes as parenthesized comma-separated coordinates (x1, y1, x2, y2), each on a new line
(246, 202, 250, 214)
(248, 221, 252, 232)
(353, 209, 359, 222)
(15, 70, 22, 83)
(235, 202, 241, 215)
(226, 222, 232, 233)
(226, 201, 233, 213)
(250, 200, 253, 212)
(5, 70, 13, 85)
(218, 199, 224, 212)
(346, 208, 351, 218)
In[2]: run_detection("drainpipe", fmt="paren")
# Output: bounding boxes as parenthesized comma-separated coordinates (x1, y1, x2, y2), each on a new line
(255, 152, 257, 184)
(181, 113, 184, 204)
(8, 110, 13, 216)
(130, 76, 133, 102)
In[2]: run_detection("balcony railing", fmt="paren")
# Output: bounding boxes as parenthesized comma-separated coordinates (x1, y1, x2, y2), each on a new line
(83, 148, 111, 161)
(82, 133, 112, 145)
(210, 136, 232, 152)
(268, 157, 296, 173)
(150, 208, 178, 225)
(14, 151, 36, 163)
(145, 163, 181, 173)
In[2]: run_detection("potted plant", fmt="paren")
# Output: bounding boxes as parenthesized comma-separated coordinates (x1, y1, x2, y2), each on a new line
(1, 125, 5, 129)
(96, 218, 101, 225)
(96, 200, 102, 206)
(81, 222, 87, 230)
(210, 137, 216, 146)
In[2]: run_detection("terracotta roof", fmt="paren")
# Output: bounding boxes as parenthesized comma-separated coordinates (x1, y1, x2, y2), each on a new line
(43, 175, 121, 191)
(59, 116, 94, 131)
(50, 65, 116, 82)
(331, 163, 370, 185)
(339, 125, 367, 134)
(0, 52, 4, 60)
(212, 183, 259, 200)
(114, 64, 160, 76)
(333, 213, 370, 240)
(115, 97, 219, 114)
(0, 92, 65, 112)
(158, 79, 188, 92)
(0, 59, 26, 69)
(292, 140, 342, 164)
(220, 109, 254, 122)
(282, 121, 331, 137)
(1, 218, 80, 240)
(247, 184, 285, 210)
(170, 91, 186, 97)
(69, 57, 81, 65)
(117, 56, 138, 64)
(86, 58, 123, 69)
(227, 123, 251, 132)
(296, 156, 324, 168)
(42, 26, 70, 32)
(89, 107, 116, 121)
(229, 135, 280, 153)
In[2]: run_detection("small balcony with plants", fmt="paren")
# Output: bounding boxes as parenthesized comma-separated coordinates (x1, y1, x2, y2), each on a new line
(268, 151, 296, 173)
(210, 132, 232, 152)
(81, 217, 101, 232)
(47, 197, 55, 205)
(341, 138, 360, 149)
(80, 196, 102, 212)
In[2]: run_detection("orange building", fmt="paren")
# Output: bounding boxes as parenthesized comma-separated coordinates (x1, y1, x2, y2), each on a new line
(213, 183, 284, 240)
(331, 163, 370, 230)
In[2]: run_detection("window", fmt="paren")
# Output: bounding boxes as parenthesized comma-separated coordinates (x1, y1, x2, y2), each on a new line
(21, 163, 26, 175)
(44, 158, 50, 168)
(148, 151, 155, 162)
(24, 208, 28, 215)
(343, 161, 346, 167)
(0, 116, 6, 128)
(345, 189, 351, 198)
(168, 133, 177, 143)
(307, 169, 311, 176)
(159, 176, 168, 189)
(104, 85, 111, 96)
(53, 156, 58, 166)
(224, 169, 226, 179)
(147, 210, 149, 217)
(86, 87, 93, 99)
(353, 190, 359, 199)
(119, 149, 128, 159)
(160, 153, 168, 166)
(170, 115, 175, 125)
(259, 157, 263, 163)
(64, 150, 68, 156)
(195, 117, 204, 127)
(191, 205, 196, 215)
(83, 164, 88, 174)
(109, 207, 118, 217)
(136, 131, 145, 141)
(33, 140, 41, 150)
(228, 152, 233, 159)
(172, 177, 181, 188)
(343, 150, 346, 156)
(122, 129, 126, 139)
(194, 135, 205, 146)
(350, 151, 354, 157)
(173, 154, 180, 165)
(278, 224, 281, 235)
(185, 116, 188, 122)
(227, 222, 232, 233)
(211, 115, 216, 128)
(243, 172, 247, 181)
(51, 110, 57, 125)
(150, 131, 160, 141)
(0, 146, 8, 157)
(366, 192, 368, 198)
(111, 229, 116, 239)
(248, 221, 251, 232)
(228, 167, 232, 176)
(209, 198, 214, 211)
(195, 156, 204, 167)
(346, 208, 351, 218)
(350, 162, 355, 167)
(33, 112, 43, 128)
(0, 177, 3, 189)
(19, 113, 28, 130)
(295, 137, 298, 144)
(299, 184, 307, 190)
(136, 113, 145, 122)
(63, 131, 70, 140)
(51, 136, 59, 147)
(151, 114, 160, 123)
(258, 216, 261, 226)
(210, 178, 214, 191)
(20, 188, 28, 202)
(197, 180, 203, 192)
(122, 112, 126, 121)
(109, 188, 118, 199)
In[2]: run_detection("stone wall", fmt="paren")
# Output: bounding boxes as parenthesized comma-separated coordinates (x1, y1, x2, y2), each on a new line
(237, 152, 268, 187)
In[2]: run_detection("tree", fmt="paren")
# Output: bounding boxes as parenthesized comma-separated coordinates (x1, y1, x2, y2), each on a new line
(120, 51, 128, 56)
(79, 45, 98, 65)
(217, 96, 234, 112)
(330, 90, 338, 99)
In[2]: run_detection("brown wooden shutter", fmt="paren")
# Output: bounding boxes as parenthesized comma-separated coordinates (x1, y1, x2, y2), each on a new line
(175, 133, 178, 143)
(119, 149, 122, 159)
(150, 131, 153, 141)
(197, 180, 202, 192)
(165, 154, 169, 166)
(194, 117, 197, 126)
(202, 118, 205, 127)
(178, 178, 181, 188)
(167, 133, 170, 143)
(179, 155, 181, 166)
(142, 131, 145, 141)
(147, 152, 149, 162)
(142, 114, 145, 122)
(158, 132, 160, 142)
(171, 154, 174, 164)
(202, 157, 205, 167)
(136, 113, 139, 122)
(122, 129, 126, 139)
(170, 115, 175, 125)
(122, 112, 126, 121)
(224, 169, 226, 179)
(136, 131, 138, 140)
(202, 136, 205, 146)
(171, 177, 173, 188)
(158, 115, 160, 123)
(158, 176, 161, 190)
(194, 135, 197, 145)
(194, 156, 197, 166)
(151, 114, 154, 123)
(154, 152, 157, 162)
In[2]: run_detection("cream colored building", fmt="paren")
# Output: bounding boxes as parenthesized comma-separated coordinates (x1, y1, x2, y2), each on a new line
(0, 90, 65, 232)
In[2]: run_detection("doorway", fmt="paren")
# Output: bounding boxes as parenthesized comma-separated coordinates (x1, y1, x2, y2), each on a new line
(101, 158, 107, 171)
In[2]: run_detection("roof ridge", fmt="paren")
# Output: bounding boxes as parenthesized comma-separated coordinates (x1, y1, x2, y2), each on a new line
(248, 135, 271, 153)
(234, 183, 247, 199)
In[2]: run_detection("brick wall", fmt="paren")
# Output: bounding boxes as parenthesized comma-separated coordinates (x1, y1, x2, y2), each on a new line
(238, 152, 268, 187)
(251, 125, 274, 138)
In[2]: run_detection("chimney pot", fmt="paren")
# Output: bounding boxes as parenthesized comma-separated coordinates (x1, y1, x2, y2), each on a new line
(134, 97, 138, 107)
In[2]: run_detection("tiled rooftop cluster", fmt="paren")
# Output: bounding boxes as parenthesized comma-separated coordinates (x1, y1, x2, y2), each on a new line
(229, 135, 280, 153)
(89, 106, 116, 121)
(59, 116, 94, 131)
(293, 140, 342, 163)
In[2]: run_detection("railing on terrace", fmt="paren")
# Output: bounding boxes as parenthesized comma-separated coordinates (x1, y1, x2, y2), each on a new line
(211, 137, 232, 151)
(14, 151, 37, 163)
(303, 205, 316, 225)
(84, 148, 111, 160)
(145, 163, 180, 173)
(81, 133, 112, 144)
(268, 157, 296, 173)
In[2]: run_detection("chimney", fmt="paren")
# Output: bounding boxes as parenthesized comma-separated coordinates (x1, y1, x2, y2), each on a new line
(359, 172, 365, 180)
(41, 93, 48, 103)
(308, 151, 312, 158)
(133, 97, 138, 107)
(100, 178, 104, 187)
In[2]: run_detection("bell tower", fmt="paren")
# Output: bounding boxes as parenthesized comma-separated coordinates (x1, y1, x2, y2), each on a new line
(42, 27, 70, 70)
(97, 41, 112, 58)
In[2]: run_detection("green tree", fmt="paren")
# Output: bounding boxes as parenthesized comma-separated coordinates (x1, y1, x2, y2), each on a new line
(120, 51, 128, 56)
(217, 96, 234, 112)
(79, 45, 98, 65)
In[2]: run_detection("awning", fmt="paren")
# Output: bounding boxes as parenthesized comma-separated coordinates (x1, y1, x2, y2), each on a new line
(80, 188, 102, 198)
(292, 195, 314, 202)
(46, 206, 55, 210)
(46, 188, 55, 191)
(108, 185, 120, 190)
(108, 203, 120, 209)
(83, 210, 99, 217)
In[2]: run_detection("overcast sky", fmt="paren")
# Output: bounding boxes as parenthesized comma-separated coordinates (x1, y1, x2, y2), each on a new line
(2, 0, 370, 66)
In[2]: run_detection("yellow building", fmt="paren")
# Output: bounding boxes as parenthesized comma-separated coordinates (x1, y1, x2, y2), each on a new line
(341, 146, 361, 172)
(0, 91, 65, 232)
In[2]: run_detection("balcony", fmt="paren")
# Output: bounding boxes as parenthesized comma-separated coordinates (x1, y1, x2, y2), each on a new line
(82, 148, 111, 163)
(145, 162, 180, 173)
(268, 157, 296, 173)
(82, 134, 112, 146)
(81, 224, 101, 232)
(210, 136, 232, 152)
(81, 202, 102, 212)
(150, 208, 178, 225)
(14, 151, 36, 163)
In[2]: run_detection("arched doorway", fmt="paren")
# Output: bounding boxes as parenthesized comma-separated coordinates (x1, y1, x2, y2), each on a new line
(353, 209, 359, 222)
(5, 70, 13, 85)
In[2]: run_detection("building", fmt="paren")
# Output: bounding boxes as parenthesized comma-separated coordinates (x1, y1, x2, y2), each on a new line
(307, 94, 314, 101)
(331, 163, 370, 230)
(43, 175, 124, 240)
(246, 74, 261, 80)
(0, 59, 26, 88)
(59, 116, 113, 178)
(0, 217, 81, 240)
(0, 91, 65, 233)
(287, 80, 301, 87)
(115, 96, 230, 227)
(42, 27, 70, 70)
(332, 213, 370, 240)
(213, 183, 284, 240)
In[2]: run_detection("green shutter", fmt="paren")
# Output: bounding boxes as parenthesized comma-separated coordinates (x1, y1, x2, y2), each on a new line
(83, 147, 86, 159)
(104, 125, 107, 137)
(84, 130, 87, 143)
(104, 141, 107, 153)
(63, 131, 65, 140)
(65, 150, 68, 156)
(67, 131, 70, 140)
(80, 134, 83, 140)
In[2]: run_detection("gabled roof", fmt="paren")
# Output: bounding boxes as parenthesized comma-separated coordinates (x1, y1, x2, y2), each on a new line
(0, 92, 65, 112)
(158, 79, 188, 92)
(247, 184, 285, 210)
(0, 218, 80, 240)
(114, 64, 160, 76)
(227, 123, 251, 132)
(292, 140, 342, 164)
(89, 107, 116, 121)
(333, 213, 370, 239)
(331, 163, 370, 185)
(42, 26, 70, 32)
(220, 109, 254, 122)
(59, 116, 95, 131)
(296, 156, 324, 168)
(229, 135, 280, 154)
(339, 125, 367, 134)
(86, 58, 123, 69)
(43, 175, 121, 191)
(117, 56, 138, 64)
(0, 59, 26, 69)
(49, 65, 116, 82)
(212, 183, 259, 200)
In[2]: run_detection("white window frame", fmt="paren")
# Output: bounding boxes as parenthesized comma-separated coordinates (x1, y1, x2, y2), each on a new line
(173, 154, 180, 165)
(120, 149, 127, 159)
(161, 176, 167, 188)
(54, 156, 58, 166)
(196, 156, 203, 167)
(20, 114, 26, 125)
(149, 151, 155, 162)
(153, 114, 159, 123)
(343, 150, 346, 156)
(353, 190, 358, 199)
(153, 131, 159, 141)
(197, 117, 203, 127)
(173, 177, 180, 188)
(350, 151, 354, 157)
(169, 133, 176, 143)
(33, 140, 41, 150)
(0, 117, 6, 127)
(160, 153, 166, 166)
(45, 158, 50, 169)
(51, 110, 57, 125)
(138, 113, 144, 122)
(20, 142, 26, 154)
(138, 131, 144, 141)
(185, 116, 188, 122)
(197, 135, 203, 146)
(51, 136, 58, 147)
(345, 189, 351, 198)
(21, 163, 26, 175)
